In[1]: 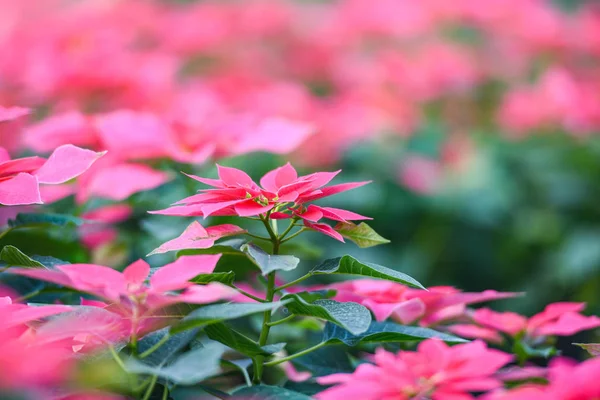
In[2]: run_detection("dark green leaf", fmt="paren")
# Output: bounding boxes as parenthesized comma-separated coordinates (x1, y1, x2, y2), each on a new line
(513, 340, 557, 363)
(312, 255, 425, 289)
(281, 292, 371, 335)
(291, 346, 353, 377)
(171, 301, 288, 334)
(231, 385, 312, 400)
(284, 381, 329, 396)
(0, 246, 44, 268)
(335, 222, 390, 248)
(8, 213, 86, 228)
(322, 321, 467, 346)
(126, 342, 225, 385)
(205, 323, 285, 357)
(242, 243, 299, 275)
(191, 272, 236, 285)
(137, 328, 198, 367)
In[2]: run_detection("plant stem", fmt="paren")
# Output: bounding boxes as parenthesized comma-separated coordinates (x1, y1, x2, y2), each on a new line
(139, 334, 170, 359)
(278, 219, 298, 241)
(232, 285, 268, 303)
(266, 314, 295, 327)
(108, 345, 128, 373)
(253, 214, 281, 384)
(244, 232, 272, 241)
(264, 342, 327, 367)
(161, 385, 169, 400)
(142, 375, 158, 400)
(280, 228, 307, 244)
(274, 273, 313, 292)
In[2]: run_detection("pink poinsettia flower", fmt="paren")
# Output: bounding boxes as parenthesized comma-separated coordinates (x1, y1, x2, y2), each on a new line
(448, 303, 600, 342)
(151, 163, 369, 240)
(148, 221, 246, 255)
(8, 255, 237, 333)
(330, 279, 519, 326)
(0, 144, 105, 206)
(487, 357, 600, 400)
(0, 295, 73, 390)
(0, 106, 30, 123)
(316, 339, 512, 400)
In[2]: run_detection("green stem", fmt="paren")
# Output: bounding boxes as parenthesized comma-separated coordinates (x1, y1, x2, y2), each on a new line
(278, 218, 298, 241)
(266, 314, 295, 327)
(264, 342, 327, 367)
(108, 345, 128, 373)
(142, 375, 158, 400)
(244, 232, 272, 241)
(161, 385, 169, 400)
(274, 273, 313, 292)
(280, 228, 308, 244)
(139, 335, 170, 359)
(232, 285, 268, 303)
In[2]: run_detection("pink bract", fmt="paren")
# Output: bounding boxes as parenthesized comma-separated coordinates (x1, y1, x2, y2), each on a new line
(0, 144, 105, 206)
(316, 339, 512, 400)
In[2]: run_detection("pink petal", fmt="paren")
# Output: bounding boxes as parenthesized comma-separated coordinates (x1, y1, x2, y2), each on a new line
(0, 148, 9, 163)
(57, 264, 127, 297)
(183, 173, 226, 188)
(270, 212, 292, 219)
(205, 224, 247, 238)
(150, 254, 222, 292)
(447, 324, 504, 343)
(298, 181, 371, 202)
(0, 156, 45, 176)
(148, 221, 212, 256)
(83, 163, 170, 201)
(6, 304, 72, 329)
(304, 221, 345, 242)
(233, 118, 314, 155)
(309, 205, 371, 222)
(233, 200, 274, 217)
(260, 163, 298, 192)
(217, 164, 256, 188)
(527, 302, 586, 333)
(203, 198, 248, 217)
(82, 204, 133, 223)
(363, 297, 426, 323)
(473, 308, 527, 336)
(0, 173, 42, 205)
(0, 106, 30, 123)
(177, 283, 237, 304)
(283, 362, 312, 382)
(534, 312, 600, 337)
(34, 145, 105, 184)
(297, 206, 324, 222)
(39, 184, 76, 204)
(94, 110, 174, 160)
(24, 111, 97, 153)
(8, 268, 73, 287)
(123, 260, 150, 286)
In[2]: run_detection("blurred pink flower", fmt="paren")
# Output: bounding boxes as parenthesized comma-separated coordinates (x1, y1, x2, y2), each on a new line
(449, 302, 600, 342)
(316, 339, 512, 400)
(331, 279, 519, 326)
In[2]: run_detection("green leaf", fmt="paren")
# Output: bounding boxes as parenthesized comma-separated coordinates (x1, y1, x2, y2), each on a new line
(126, 342, 225, 385)
(191, 271, 236, 285)
(137, 328, 198, 367)
(0, 246, 44, 268)
(171, 301, 288, 334)
(311, 255, 425, 289)
(8, 213, 86, 228)
(574, 343, 600, 356)
(322, 321, 467, 346)
(281, 292, 371, 335)
(335, 222, 390, 248)
(177, 238, 247, 257)
(513, 340, 557, 363)
(205, 323, 285, 357)
(231, 385, 312, 400)
(291, 346, 353, 377)
(242, 243, 299, 275)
